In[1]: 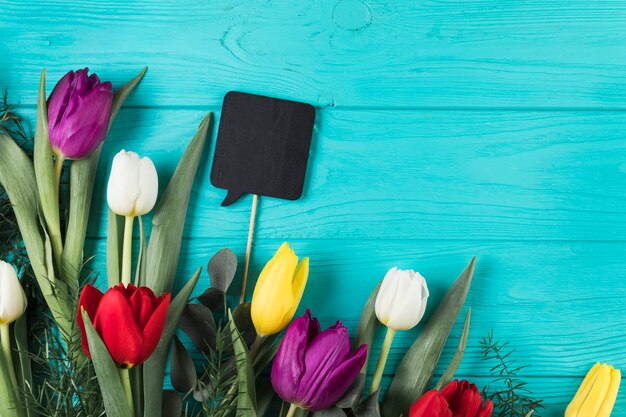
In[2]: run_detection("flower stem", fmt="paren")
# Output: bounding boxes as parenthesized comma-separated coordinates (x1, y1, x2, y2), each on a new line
(250, 335, 264, 360)
(121, 216, 134, 286)
(53, 155, 64, 202)
(370, 327, 396, 394)
(119, 368, 135, 417)
(0, 323, 18, 389)
(285, 403, 298, 417)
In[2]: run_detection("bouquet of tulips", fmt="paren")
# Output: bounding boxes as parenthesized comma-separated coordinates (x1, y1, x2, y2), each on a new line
(0, 68, 620, 417)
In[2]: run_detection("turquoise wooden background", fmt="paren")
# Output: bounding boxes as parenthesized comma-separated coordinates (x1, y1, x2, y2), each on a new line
(2, 0, 626, 415)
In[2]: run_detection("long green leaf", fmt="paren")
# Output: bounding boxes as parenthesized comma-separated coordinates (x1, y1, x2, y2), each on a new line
(353, 282, 382, 372)
(381, 257, 476, 417)
(33, 70, 62, 266)
(146, 113, 212, 295)
(108, 67, 147, 132)
(228, 310, 257, 417)
(434, 308, 471, 390)
(81, 311, 133, 417)
(61, 146, 100, 289)
(106, 208, 124, 286)
(0, 135, 46, 288)
(143, 267, 201, 417)
(14, 315, 35, 417)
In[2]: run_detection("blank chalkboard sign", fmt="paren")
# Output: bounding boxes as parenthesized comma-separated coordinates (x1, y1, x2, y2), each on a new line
(210, 91, 316, 206)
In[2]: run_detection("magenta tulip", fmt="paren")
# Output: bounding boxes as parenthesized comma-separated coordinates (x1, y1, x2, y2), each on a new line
(271, 310, 367, 411)
(47, 68, 113, 160)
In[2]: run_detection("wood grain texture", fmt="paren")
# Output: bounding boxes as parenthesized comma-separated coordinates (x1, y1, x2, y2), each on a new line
(2, 0, 626, 108)
(42, 107, 626, 241)
(3, 0, 626, 414)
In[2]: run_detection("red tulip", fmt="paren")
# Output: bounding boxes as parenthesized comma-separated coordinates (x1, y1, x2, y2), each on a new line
(410, 380, 493, 417)
(77, 283, 170, 368)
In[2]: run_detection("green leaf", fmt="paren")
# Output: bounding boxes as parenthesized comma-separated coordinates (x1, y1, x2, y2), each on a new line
(135, 216, 148, 286)
(170, 336, 197, 393)
(146, 113, 212, 295)
(178, 304, 216, 353)
(353, 282, 381, 373)
(13, 315, 34, 417)
(198, 287, 225, 311)
(381, 257, 476, 417)
(81, 310, 133, 417)
(107, 208, 124, 287)
(208, 248, 238, 292)
(0, 342, 23, 417)
(354, 391, 380, 417)
(109, 67, 147, 132)
(143, 267, 201, 417)
(162, 390, 182, 417)
(61, 146, 101, 289)
(335, 373, 366, 409)
(434, 308, 471, 391)
(33, 70, 62, 267)
(0, 136, 46, 286)
(255, 378, 275, 417)
(228, 310, 257, 417)
(232, 302, 257, 346)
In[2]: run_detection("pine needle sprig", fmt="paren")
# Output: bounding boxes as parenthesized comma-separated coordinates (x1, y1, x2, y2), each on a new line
(480, 332, 543, 417)
(184, 326, 237, 417)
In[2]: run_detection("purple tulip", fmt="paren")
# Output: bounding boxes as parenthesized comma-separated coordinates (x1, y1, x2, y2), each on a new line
(47, 68, 113, 160)
(271, 310, 367, 411)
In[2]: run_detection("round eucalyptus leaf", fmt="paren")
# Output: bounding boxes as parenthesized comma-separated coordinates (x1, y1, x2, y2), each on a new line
(170, 336, 197, 393)
(198, 287, 225, 311)
(178, 303, 217, 353)
(232, 302, 257, 345)
(208, 248, 238, 292)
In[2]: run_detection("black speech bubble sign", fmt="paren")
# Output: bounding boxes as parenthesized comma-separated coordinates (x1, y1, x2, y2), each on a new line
(210, 91, 316, 206)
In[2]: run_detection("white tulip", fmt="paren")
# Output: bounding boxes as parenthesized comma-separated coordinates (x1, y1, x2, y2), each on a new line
(107, 150, 158, 217)
(0, 261, 27, 324)
(375, 267, 429, 331)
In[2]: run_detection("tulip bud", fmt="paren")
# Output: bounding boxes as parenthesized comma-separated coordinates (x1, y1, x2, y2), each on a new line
(107, 150, 159, 217)
(409, 380, 493, 417)
(77, 284, 170, 368)
(375, 267, 429, 331)
(251, 242, 308, 336)
(271, 310, 367, 411)
(0, 261, 27, 324)
(48, 68, 113, 160)
(565, 363, 621, 417)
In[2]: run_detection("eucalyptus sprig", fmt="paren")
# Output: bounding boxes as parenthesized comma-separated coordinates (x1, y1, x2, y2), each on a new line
(480, 332, 543, 417)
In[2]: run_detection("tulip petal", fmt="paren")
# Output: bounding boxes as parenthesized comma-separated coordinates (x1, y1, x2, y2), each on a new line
(107, 150, 142, 216)
(138, 293, 170, 364)
(305, 343, 368, 411)
(47, 70, 74, 132)
(409, 390, 452, 417)
(93, 287, 144, 366)
(76, 284, 104, 358)
(251, 243, 299, 336)
(129, 287, 158, 328)
(566, 363, 601, 417)
(477, 400, 494, 417)
(271, 311, 312, 403)
(134, 155, 159, 215)
(578, 364, 611, 417)
(386, 271, 428, 330)
(597, 367, 621, 417)
(375, 267, 402, 326)
(296, 322, 351, 409)
(284, 257, 309, 326)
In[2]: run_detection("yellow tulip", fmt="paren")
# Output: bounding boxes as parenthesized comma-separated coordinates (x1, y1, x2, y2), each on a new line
(251, 242, 309, 336)
(565, 363, 621, 417)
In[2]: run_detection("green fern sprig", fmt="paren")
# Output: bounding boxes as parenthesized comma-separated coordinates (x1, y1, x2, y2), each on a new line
(480, 332, 543, 417)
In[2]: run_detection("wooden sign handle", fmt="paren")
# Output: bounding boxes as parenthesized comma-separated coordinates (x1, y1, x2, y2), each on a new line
(240, 194, 259, 303)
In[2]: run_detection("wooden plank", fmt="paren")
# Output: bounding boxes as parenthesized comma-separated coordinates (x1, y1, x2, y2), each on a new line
(24, 107, 625, 241)
(3, 0, 626, 108)
(86, 237, 626, 378)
